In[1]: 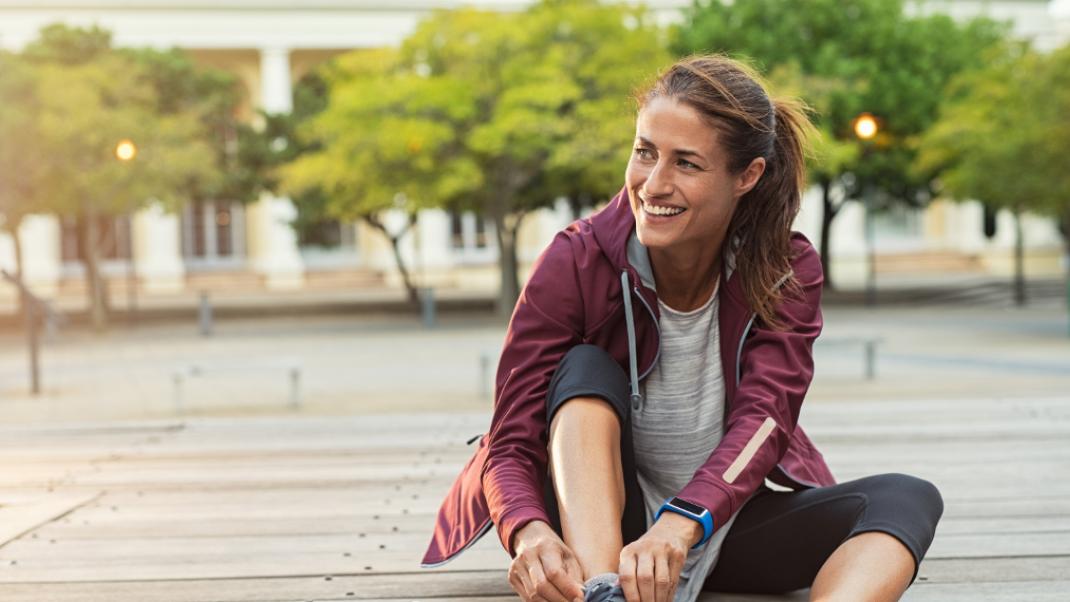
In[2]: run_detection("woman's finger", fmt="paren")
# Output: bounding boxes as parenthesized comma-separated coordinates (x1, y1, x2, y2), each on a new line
(618, 550, 640, 602)
(666, 547, 685, 601)
(512, 562, 535, 601)
(563, 552, 586, 597)
(636, 552, 656, 602)
(528, 559, 571, 602)
(654, 553, 672, 602)
(541, 551, 584, 602)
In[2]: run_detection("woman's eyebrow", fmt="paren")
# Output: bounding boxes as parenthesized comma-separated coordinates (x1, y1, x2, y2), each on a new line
(636, 136, 704, 160)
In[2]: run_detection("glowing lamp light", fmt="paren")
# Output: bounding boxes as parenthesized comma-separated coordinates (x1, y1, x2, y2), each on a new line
(115, 139, 138, 161)
(853, 114, 878, 141)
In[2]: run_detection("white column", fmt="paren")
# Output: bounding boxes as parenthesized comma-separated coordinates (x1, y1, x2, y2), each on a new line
(829, 201, 867, 288)
(259, 47, 294, 114)
(792, 185, 824, 244)
(248, 192, 304, 289)
(133, 203, 185, 293)
(416, 209, 452, 271)
(949, 200, 986, 254)
(19, 215, 62, 296)
(250, 47, 304, 289)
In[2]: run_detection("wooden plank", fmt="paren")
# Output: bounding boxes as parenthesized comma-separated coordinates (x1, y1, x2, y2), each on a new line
(0, 570, 510, 602)
(901, 580, 1070, 601)
(0, 406, 1065, 600)
(0, 492, 100, 548)
(917, 556, 1070, 583)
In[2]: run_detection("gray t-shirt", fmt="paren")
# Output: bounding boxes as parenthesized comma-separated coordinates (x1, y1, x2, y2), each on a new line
(632, 277, 744, 602)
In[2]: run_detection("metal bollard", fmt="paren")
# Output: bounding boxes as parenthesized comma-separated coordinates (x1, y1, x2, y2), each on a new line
(864, 341, 876, 380)
(420, 287, 436, 328)
(199, 291, 213, 336)
(479, 351, 492, 401)
(289, 366, 301, 410)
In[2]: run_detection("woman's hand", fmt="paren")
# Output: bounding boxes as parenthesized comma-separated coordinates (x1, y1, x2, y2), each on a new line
(618, 513, 700, 602)
(508, 520, 586, 602)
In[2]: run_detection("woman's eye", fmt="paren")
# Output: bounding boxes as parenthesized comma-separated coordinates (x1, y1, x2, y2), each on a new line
(678, 159, 699, 170)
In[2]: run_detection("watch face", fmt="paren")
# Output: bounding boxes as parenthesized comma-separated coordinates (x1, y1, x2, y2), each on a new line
(671, 497, 706, 515)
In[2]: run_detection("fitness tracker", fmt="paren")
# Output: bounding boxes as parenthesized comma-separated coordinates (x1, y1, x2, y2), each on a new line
(654, 496, 714, 549)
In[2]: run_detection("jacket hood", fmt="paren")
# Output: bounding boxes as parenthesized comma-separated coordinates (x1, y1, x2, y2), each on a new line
(590, 186, 637, 273)
(592, 185, 739, 297)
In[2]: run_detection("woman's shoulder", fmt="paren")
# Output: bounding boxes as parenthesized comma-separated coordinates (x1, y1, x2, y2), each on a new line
(520, 217, 622, 330)
(788, 231, 823, 288)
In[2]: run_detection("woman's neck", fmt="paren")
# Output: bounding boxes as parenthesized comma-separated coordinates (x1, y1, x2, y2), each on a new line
(649, 243, 723, 312)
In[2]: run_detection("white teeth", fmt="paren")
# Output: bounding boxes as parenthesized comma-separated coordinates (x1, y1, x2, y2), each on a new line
(643, 201, 685, 216)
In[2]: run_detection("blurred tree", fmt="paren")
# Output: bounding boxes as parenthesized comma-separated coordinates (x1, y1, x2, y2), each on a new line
(19, 25, 218, 329)
(285, 0, 669, 313)
(0, 50, 49, 305)
(279, 47, 468, 303)
(123, 47, 260, 207)
(674, 0, 1005, 288)
(917, 43, 1070, 306)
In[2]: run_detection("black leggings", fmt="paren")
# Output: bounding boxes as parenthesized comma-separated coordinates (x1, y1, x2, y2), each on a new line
(541, 344, 943, 593)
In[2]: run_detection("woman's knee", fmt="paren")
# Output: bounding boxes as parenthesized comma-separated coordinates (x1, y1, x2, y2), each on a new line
(864, 473, 943, 518)
(546, 344, 630, 428)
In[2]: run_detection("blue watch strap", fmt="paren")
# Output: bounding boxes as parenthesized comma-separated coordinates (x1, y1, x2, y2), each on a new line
(654, 498, 714, 549)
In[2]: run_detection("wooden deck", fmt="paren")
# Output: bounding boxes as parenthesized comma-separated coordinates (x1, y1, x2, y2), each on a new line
(0, 396, 1067, 601)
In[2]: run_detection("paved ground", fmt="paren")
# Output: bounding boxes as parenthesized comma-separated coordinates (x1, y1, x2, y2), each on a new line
(2, 301, 1069, 423)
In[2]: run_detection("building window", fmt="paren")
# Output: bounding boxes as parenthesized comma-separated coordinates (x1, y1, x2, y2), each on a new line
(447, 210, 496, 264)
(297, 219, 356, 249)
(449, 211, 490, 251)
(60, 214, 132, 263)
(182, 200, 245, 265)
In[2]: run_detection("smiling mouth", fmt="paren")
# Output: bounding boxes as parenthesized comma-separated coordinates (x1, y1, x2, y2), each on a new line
(641, 197, 687, 217)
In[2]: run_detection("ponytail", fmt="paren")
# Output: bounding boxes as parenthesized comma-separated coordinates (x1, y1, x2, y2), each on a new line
(728, 97, 813, 329)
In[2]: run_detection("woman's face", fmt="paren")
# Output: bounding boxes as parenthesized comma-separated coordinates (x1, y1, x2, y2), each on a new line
(625, 96, 764, 256)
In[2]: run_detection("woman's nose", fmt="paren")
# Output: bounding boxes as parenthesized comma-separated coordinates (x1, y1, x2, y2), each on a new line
(643, 160, 674, 196)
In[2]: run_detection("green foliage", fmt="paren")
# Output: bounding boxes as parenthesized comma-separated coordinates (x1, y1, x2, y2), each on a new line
(918, 42, 1070, 216)
(281, 0, 670, 308)
(5, 25, 222, 220)
(674, 0, 1006, 203)
(0, 51, 49, 230)
(123, 47, 266, 206)
(284, 0, 668, 217)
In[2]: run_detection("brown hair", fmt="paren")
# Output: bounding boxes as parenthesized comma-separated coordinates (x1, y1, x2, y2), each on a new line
(636, 55, 813, 328)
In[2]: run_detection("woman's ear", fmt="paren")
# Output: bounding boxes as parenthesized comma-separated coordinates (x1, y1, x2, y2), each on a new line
(735, 157, 766, 199)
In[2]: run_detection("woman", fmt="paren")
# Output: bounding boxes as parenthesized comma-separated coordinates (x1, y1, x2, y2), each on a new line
(422, 55, 943, 602)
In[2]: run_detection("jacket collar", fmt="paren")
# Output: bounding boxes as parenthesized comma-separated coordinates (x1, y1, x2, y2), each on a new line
(592, 186, 740, 300)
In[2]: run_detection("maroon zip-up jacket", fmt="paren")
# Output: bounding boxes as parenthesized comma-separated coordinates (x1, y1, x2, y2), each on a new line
(422, 187, 836, 567)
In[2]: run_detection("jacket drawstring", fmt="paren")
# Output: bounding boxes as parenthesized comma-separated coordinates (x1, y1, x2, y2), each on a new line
(620, 271, 643, 411)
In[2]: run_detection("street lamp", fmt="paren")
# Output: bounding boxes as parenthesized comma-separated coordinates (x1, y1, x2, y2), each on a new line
(853, 113, 878, 141)
(116, 139, 138, 162)
(853, 113, 879, 306)
(115, 139, 138, 323)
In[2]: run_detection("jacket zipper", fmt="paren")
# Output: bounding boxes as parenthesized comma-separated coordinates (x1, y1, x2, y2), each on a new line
(630, 281, 661, 381)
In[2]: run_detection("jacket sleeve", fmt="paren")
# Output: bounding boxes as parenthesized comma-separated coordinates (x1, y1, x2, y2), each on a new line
(675, 239, 823, 533)
(481, 231, 586, 557)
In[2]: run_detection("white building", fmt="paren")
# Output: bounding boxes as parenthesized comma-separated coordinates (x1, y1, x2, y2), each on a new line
(0, 0, 1066, 308)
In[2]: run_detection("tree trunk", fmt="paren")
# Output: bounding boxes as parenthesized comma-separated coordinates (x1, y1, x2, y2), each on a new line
(10, 217, 26, 318)
(492, 210, 525, 317)
(1062, 209, 1070, 333)
(363, 214, 418, 304)
(818, 178, 838, 290)
(79, 206, 110, 331)
(1013, 206, 1026, 307)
